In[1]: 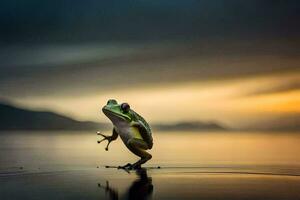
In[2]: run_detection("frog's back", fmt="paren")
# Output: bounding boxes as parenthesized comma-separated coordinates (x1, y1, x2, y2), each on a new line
(132, 110, 153, 149)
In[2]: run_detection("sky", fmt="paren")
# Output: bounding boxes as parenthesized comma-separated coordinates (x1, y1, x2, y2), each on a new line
(0, 0, 299, 129)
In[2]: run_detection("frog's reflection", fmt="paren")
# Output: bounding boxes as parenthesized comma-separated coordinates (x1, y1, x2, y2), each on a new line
(98, 181, 118, 200)
(98, 168, 153, 200)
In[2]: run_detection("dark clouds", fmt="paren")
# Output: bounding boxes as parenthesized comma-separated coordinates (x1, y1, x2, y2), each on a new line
(0, 1, 300, 98)
(1, 0, 300, 43)
(1, 40, 299, 98)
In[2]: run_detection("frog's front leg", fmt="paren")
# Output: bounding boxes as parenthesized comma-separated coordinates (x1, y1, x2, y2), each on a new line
(97, 128, 118, 151)
(124, 138, 152, 169)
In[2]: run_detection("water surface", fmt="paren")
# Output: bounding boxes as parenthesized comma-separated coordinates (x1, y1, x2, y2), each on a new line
(0, 131, 300, 199)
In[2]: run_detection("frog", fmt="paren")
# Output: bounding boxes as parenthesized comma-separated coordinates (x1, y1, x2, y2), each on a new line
(97, 99, 153, 170)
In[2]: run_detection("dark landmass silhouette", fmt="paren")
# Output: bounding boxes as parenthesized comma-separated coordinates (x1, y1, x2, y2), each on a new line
(152, 121, 227, 131)
(0, 103, 107, 130)
(0, 102, 228, 131)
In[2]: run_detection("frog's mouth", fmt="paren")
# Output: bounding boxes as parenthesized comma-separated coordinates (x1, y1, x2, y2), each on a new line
(102, 107, 131, 122)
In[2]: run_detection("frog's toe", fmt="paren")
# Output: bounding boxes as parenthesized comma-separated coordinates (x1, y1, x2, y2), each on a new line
(118, 163, 132, 169)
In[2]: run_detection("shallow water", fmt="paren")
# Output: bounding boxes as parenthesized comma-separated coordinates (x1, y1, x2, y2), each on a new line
(0, 131, 300, 199)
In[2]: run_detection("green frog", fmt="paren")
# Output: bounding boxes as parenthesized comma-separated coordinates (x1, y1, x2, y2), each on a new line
(97, 99, 153, 170)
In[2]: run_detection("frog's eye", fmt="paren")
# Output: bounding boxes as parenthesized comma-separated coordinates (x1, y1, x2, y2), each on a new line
(121, 103, 130, 112)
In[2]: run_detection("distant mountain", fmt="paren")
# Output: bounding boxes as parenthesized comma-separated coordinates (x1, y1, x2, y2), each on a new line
(153, 121, 227, 131)
(0, 103, 107, 130)
(0, 102, 229, 131)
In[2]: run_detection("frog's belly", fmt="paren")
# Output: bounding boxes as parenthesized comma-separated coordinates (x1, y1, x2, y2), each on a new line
(116, 125, 143, 144)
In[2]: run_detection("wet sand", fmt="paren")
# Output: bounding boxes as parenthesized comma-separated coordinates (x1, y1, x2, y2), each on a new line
(1, 166, 300, 200)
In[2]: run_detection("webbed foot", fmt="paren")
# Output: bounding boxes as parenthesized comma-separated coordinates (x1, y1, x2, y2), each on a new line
(96, 131, 112, 151)
(118, 163, 132, 169)
(118, 163, 141, 171)
(117, 163, 132, 173)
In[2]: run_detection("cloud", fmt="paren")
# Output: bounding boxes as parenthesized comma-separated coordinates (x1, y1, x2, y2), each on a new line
(0, 1, 300, 43)
(9, 72, 299, 127)
(0, 38, 299, 98)
(1, 1, 299, 99)
(240, 76, 300, 97)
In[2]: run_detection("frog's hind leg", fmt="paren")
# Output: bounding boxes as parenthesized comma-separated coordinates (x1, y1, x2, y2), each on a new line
(126, 138, 152, 169)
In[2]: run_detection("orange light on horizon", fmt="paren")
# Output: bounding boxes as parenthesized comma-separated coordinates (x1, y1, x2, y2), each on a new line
(233, 90, 300, 113)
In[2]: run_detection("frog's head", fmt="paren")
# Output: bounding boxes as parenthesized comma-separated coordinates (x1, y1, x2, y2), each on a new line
(102, 99, 134, 125)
